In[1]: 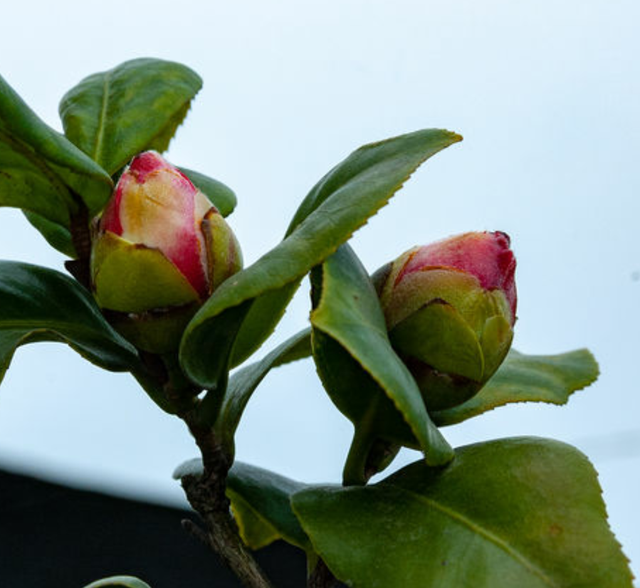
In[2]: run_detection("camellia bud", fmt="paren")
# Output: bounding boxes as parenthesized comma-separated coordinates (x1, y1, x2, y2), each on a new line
(373, 231, 516, 411)
(91, 151, 242, 352)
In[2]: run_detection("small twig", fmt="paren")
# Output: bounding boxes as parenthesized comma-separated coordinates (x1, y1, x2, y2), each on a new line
(69, 205, 92, 261)
(65, 203, 92, 289)
(180, 410, 273, 588)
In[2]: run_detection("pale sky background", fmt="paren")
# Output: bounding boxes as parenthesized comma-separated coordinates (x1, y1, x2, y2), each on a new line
(1, 0, 639, 579)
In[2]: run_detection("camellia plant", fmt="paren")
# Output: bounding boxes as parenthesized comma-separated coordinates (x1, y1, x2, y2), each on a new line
(0, 58, 633, 588)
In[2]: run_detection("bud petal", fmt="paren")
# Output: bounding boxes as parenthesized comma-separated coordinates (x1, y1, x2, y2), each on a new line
(92, 231, 200, 313)
(201, 208, 243, 292)
(376, 231, 516, 410)
(91, 151, 242, 352)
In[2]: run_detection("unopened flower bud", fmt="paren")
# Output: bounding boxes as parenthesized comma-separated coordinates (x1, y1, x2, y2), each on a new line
(374, 231, 516, 411)
(91, 151, 242, 352)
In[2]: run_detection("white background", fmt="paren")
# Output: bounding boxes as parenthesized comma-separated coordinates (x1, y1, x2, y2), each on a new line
(1, 0, 638, 580)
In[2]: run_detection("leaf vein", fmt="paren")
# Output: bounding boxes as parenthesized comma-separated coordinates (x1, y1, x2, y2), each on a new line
(391, 485, 558, 587)
(92, 71, 112, 164)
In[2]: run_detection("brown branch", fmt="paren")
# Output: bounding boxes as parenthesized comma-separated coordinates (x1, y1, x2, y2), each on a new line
(65, 203, 92, 289)
(181, 411, 273, 588)
(181, 518, 210, 545)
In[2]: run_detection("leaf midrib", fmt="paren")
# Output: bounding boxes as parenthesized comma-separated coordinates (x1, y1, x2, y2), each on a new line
(91, 71, 112, 165)
(390, 485, 558, 587)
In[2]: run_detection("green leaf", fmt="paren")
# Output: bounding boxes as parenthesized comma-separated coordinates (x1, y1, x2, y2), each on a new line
(215, 328, 311, 458)
(180, 129, 462, 391)
(23, 210, 76, 257)
(228, 281, 302, 368)
(173, 459, 310, 552)
(293, 437, 633, 588)
(229, 462, 311, 552)
(0, 74, 113, 230)
(59, 58, 202, 175)
(180, 167, 237, 217)
(431, 348, 599, 426)
(230, 128, 463, 369)
(311, 245, 453, 481)
(82, 577, 151, 588)
(271, 329, 312, 367)
(0, 260, 141, 385)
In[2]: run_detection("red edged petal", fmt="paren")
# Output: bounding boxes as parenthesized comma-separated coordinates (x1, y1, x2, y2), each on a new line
(399, 231, 517, 321)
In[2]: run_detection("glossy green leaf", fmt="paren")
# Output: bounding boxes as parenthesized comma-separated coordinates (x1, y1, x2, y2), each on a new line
(432, 348, 599, 426)
(293, 437, 633, 588)
(228, 281, 302, 368)
(0, 128, 71, 227)
(186, 299, 253, 425)
(82, 577, 151, 588)
(180, 129, 462, 390)
(283, 130, 460, 236)
(229, 462, 311, 552)
(228, 129, 462, 369)
(311, 245, 453, 481)
(0, 261, 140, 385)
(0, 74, 113, 230)
(216, 328, 311, 458)
(271, 329, 312, 367)
(180, 167, 237, 217)
(173, 459, 310, 552)
(59, 58, 202, 175)
(23, 211, 76, 257)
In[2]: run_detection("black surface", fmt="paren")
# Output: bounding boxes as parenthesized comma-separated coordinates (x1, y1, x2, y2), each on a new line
(0, 468, 307, 587)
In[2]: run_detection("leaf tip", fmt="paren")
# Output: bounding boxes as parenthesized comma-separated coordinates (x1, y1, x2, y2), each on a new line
(446, 130, 464, 144)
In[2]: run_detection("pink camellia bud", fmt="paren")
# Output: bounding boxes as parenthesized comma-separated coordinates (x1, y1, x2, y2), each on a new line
(374, 231, 516, 411)
(91, 151, 242, 352)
